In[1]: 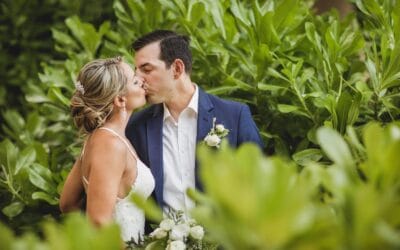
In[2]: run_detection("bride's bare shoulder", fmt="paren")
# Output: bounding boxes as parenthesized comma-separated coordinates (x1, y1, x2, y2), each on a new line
(86, 130, 127, 157)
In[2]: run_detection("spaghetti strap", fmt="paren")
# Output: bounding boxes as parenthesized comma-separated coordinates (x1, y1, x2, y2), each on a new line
(81, 141, 87, 159)
(98, 127, 138, 159)
(81, 127, 139, 187)
(82, 175, 89, 187)
(80, 140, 88, 187)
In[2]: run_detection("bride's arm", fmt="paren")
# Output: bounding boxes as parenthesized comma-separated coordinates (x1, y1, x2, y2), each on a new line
(59, 159, 85, 212)
(85, 136, 127, 227)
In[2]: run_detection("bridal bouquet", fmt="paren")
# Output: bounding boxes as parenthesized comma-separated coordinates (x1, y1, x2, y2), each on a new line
(128, 210, 217, 250)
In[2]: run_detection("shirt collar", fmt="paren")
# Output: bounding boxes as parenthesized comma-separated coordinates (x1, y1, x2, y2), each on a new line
(163, 84, 199, 121)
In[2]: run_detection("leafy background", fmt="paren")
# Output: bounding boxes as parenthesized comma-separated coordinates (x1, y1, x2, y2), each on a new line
(0, 0, 399, 249)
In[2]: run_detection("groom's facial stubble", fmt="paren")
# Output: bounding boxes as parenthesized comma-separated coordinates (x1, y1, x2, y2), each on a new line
(134, 42, 175, 105)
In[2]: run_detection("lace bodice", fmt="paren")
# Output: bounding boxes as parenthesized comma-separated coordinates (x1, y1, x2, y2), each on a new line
(82, 127, 155, 243)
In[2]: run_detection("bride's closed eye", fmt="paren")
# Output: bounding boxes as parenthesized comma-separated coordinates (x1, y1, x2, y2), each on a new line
(132, 76, 144, 87)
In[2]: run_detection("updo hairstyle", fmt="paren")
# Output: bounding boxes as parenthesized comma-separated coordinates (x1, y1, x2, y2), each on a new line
(70, 56, 128, 135)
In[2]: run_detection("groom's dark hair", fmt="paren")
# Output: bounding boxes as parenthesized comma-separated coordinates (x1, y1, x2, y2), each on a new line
(132, 30, 192, 74)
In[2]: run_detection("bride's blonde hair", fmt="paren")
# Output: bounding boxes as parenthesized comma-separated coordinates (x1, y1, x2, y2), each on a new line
(70, 56, 128, 135)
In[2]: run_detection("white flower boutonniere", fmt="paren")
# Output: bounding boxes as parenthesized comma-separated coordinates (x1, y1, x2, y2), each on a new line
(203, 117, 229, 148)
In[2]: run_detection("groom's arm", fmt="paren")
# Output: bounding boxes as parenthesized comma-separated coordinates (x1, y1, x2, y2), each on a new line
(237, 104, 264, 149)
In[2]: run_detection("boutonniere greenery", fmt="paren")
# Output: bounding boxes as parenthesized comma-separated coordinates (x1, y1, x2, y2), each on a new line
(203, 117, 229, 148)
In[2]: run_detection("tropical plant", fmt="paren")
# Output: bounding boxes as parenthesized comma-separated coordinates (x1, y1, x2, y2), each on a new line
(0, 0, 114, 118)
(1, 0, 399, 242)
(0, 0, 115, 231)
(190, 121, 400, 249)
(0, 212, 122, 250)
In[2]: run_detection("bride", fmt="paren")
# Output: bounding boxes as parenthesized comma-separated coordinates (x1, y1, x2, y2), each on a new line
(59, 56, 155, 243)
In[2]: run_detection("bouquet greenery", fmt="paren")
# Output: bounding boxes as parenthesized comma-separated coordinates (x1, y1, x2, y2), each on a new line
(127, 210, 217, 250)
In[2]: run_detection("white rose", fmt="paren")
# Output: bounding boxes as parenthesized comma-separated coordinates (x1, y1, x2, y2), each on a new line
(204, 134, 221, 147)
(186, 218, 197, 226)
(189, 225, 204, 240)
(169, 223, 190, 241)
(160, 218, 175, 231)
(215, 124, 225, 133)
(167, 240, 186, 250)
(149, 228, 167, 239)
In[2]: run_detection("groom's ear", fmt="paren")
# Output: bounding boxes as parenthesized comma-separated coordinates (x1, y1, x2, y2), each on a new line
(172, 59, 185, 79)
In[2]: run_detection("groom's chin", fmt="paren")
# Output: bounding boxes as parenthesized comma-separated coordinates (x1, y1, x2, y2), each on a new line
(146, 95, 162, 105)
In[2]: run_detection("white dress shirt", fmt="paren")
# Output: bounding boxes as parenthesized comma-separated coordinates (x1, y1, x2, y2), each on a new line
(162, 85, 198, 214)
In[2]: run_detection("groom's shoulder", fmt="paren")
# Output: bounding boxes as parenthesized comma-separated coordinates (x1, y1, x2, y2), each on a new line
(206, 92, 246, 111)
(128, 104, 161, 126)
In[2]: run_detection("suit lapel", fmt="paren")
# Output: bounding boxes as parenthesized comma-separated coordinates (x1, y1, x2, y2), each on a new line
(195, 89, 214, 190)
(196, 89, 215, 143)
(146, 104, 164, 206)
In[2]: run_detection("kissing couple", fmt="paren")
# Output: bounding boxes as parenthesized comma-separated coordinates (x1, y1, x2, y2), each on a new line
(60, 29, 263, 244)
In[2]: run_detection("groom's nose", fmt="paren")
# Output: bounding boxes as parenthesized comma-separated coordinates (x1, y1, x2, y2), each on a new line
(135, 68, 145, 78)
(136, 77, 145, 87)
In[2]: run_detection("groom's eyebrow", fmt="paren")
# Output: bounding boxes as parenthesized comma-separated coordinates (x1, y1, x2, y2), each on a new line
(135, 63, 150, 70)
(136, 63, 155, 73)
(138, 63, 151, 69)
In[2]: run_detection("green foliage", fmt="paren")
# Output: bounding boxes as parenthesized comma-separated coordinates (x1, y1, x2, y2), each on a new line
(0, 0, 114, 230)
(0, 212, 122, 250)
(314, 122, 400, 249)
(0, 0, 399, 245)
(25, 0, 400, 156)
(0, 109, 74, 231)
(108, 0, 399, 156)
(192, 122, 400, 249)
(193, 143, 331, 249)
(355, 0, 400, 122)
(0, 0, 114, 111)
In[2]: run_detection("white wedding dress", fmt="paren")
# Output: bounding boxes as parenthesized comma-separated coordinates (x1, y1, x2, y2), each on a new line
(82, 127, 155, 243)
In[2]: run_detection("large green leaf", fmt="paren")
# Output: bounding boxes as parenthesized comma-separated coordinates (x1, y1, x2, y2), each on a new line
(2, 110, 25, 135)
(65, 16, 104, 56)
(187, 1, 205, 27)
(28, 163, 56, 193)
(25, 82, 51, 103)
(292, 148, 323, 166)
(51, 28, 80, 51)
(26, 112, 46, 138)
(2, 201, 24, 218)
(15, 146, 36, 175)
(47, 87, 70, 107)
(316, 126, 354, 168)
(0, 139, 18, 175)
(203, 0, 226, 39)
(0, 221, 14, 250)
(335, 91, 361, 134)
(362, 122, 400, 189)
(32, 191, 58, 205)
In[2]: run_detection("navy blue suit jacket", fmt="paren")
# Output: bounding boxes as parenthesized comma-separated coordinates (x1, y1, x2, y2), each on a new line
(126, 88, 263, 206)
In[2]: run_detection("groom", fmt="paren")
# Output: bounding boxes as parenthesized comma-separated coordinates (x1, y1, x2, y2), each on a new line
(126, 30, 263, 213)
